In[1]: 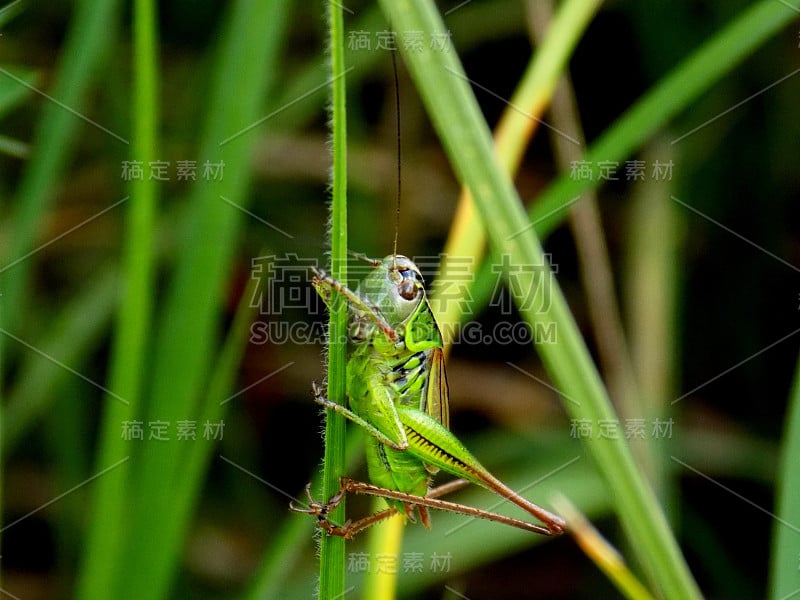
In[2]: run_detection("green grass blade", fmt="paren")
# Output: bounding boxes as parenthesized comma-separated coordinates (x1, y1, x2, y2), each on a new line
(319, 1, 349, 598)
(165, 263, 260, 595)
(432, 0, 601, 340)
(116, 1, 290, 598)
(0, 0, 24, 28)
(0, 134, 29, 158)
(245, 514, 320, 600)
(1, 0, 123, 337)
(525, 0, 799, 240)
(47, 375, 91, 575)
(354, 441, 605, 596)
(268, 1, 522, 132)
(0, 66, 37, 116)
(2, 268, 117, 452)
(464, 0, 799, 301)
(74, 0, 159, 595)
(769, 353, 800, 598)
(623, 141, 683, 503)
(378, 1, 701, 598)
(243, 432, 364, 600)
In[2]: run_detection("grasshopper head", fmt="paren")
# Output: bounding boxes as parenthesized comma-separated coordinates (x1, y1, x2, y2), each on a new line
(360, 255, 426, 325)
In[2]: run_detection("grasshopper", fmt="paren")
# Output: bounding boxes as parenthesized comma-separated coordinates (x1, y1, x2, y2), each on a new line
(292, 253, 566, 538)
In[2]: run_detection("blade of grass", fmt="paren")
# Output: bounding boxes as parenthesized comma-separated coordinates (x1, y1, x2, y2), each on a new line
(242, 431, 364, 600)
(116, 1, 290, 598)
(319, 1, 348, 598)
(769, 352, 800, 598)
(432, 0, 601, 348)
(2, 267, 118, 452)
(269, 1, 524, 133)
(363, 508, 404, 600)
(46, 375, 91, 584)
(0, 205, 191, 454)
(452, 0, 799, 311)
(414, 1, 601, 595)
(355, 444, 604, 597)
(1, 6, 120, 565)
(75, 0, 158, 595)
(377, 2, 701, 598)
(0, 66, 37, 116)
(524, 0, 799, 241)
(624, 139, 683, 502)
(0, 268, 116, 591)
(1, 0, 123, 340)
(553, 495, 657, 600)
(165, 260, 260, 597)
(524, 8, 665, 542)
(48, 378, 93, 578)
(0, 134, 29, 158)
(0, 0, 24, 27)
(274, 422, 776, 597)
(526, 0, 641, 428)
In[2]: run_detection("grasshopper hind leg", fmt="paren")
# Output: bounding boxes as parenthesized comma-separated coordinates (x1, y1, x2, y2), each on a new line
(290, 481, 401, 540)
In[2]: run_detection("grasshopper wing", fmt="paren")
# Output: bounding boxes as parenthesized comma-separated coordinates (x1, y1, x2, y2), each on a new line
(424, 346, 450, 430)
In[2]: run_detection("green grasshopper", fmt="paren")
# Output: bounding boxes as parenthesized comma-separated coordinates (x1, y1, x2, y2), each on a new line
(292, 253, 566, 538)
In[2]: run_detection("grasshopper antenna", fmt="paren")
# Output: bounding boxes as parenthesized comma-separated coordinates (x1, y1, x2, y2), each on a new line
(391, 45, 401, 270)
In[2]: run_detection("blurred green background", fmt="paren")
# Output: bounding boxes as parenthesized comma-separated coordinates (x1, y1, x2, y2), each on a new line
(1, 0, 799, 598)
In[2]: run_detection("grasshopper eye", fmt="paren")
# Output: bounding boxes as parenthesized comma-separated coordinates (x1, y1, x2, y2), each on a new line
(398, 278, 418, 301)
(395, 264, 423, 302)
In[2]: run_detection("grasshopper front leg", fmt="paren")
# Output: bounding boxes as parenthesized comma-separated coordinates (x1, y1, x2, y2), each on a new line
(311, 267, 398, 342)
(312, 381, 409, 451)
